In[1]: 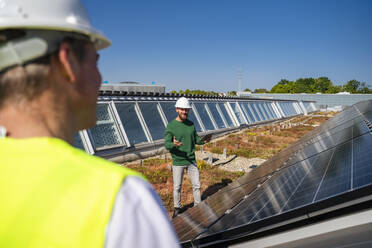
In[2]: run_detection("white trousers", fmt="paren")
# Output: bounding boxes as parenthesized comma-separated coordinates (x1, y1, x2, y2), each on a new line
(172, 164, 201, 208)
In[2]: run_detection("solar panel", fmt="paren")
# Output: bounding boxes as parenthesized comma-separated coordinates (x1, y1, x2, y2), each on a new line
(187, 107, 203, 132)
(252, 103, 264, 120)
(265, 102, 277, 119)
(193, 103, 216, 131)
(247, 103, 261, 122)
(241, 103, 257, 122)
(230, 102, 246, 124)
(89, 103, 123, 148)
(73, 132, 85, 150)
(137, 102, 165, 141)
(257, 103, 269, 120)
(238, 102, 252, 124)
(173, 100, 372, 246)
(353, 133, 372, 189)
(159, 102, 178, 123)
(115, 102, 148, 145)
(217, 103, 234, 127)
(207, 103, 227, 129)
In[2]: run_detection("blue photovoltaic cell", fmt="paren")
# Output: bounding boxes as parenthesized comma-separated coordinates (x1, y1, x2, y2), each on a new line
(280, 148, 334, 212)
(247, 103, 261, 121)
(187, 107, 203, 132)
(263, 103, 273, 119)
(96, 103, 111, 121)
(115, 103, 148, 145)
(257, 103, 269, 120)
(230, 102, 245, 124)
(252, 103, 264, 120)
(353, 133, 372, 189)
(218, 103, 234, 127)
(278, 103, 287, 116)
(194, 103, 215, 131)
(207, 103, 226, 128)
(284, 103, 292, 115)
(353, 117, 370, 137)
(250, 162, 304, 222)
(203, 110, 372, 239)
(74, 132, 85, 150)
(283, 102, 293, 116)
(264, 103, 276, 119)
(238, 102, 252, 123)
(137, 102, 165, 141)
(363, 110, 372, 123)
(261, 103, 271, 119)
(314, 141, 352, 201)
(242, 103, 257, 122)
(90, 123, 122, 148)
(159, 102, 178, 122)
(90, 103, 123, 148)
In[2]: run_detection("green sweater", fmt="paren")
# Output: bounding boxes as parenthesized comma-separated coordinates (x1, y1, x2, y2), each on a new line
(164, 119, 204, 166)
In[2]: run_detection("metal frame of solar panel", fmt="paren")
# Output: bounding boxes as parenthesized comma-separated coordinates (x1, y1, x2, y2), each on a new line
(174, 99, 372, 248)
(74, 92, 316, 163)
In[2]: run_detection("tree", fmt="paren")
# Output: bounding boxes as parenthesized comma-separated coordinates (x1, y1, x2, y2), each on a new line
(171, 89, 219, 96)
(343, 80, 361, 93)
(228, 91, 237, 96)
(271, 83, 290, 93)
(357, 82, 372, 94)
(244, 88, 251, 92)
(294, 78, 315, 93)
(254, 88, 269, 93)
(313, 77, 335, 93)
(271, 79, 294, 93)
(277, 79, 291, 85)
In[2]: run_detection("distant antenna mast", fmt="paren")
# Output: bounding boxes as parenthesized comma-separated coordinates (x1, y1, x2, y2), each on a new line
(238, 69, 242, 92)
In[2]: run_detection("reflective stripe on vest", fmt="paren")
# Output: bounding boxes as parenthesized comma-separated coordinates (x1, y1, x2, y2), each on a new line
(0, 137, 142, 248)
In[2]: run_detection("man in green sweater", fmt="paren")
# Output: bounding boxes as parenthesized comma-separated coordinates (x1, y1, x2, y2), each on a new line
(164, 97, 211, 218)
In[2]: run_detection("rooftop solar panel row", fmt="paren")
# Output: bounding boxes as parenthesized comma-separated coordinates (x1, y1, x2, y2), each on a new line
(74, 97, 312, 159)
(173, 99, 372, 247)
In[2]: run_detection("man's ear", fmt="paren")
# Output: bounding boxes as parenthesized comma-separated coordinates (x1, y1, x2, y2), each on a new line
(57, 42, 79, 83)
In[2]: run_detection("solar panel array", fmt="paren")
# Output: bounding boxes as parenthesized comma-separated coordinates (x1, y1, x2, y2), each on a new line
(74, 95, 316, 158)
(173, 99, 372, 247)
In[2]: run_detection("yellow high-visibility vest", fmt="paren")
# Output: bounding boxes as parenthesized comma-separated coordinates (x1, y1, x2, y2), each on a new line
(0, 137, 142, 248)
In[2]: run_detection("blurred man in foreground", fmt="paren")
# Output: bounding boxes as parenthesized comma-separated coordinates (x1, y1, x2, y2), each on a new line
(0, 0, 179, 247)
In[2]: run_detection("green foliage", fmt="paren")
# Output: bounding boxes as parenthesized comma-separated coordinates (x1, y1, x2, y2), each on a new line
(172, 78, 371, 95)
(358, 82, 372, 93)
(210, 147, 223, 154)
(230, 148, 257, 158)
(343, 80, 360, 93)
(171, 89, 220, 96)
(313, 77, 333, 93)
(197, 159, 211, 170)
(271, 77, 371, 94)
(341, 80, 372, 93)
(253, 88, 269, 93)
(129, 165, 171, 184)
(143, 158, 167, 166)
(228, 91, 237, 96)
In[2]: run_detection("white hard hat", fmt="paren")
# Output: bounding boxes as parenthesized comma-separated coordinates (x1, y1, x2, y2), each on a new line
(175, 97, 191, 109)
(0, 0, 111, 71)
(0, 0, 110, 49)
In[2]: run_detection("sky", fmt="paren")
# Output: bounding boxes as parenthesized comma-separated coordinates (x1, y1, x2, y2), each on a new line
(83, 0, 372, 92)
